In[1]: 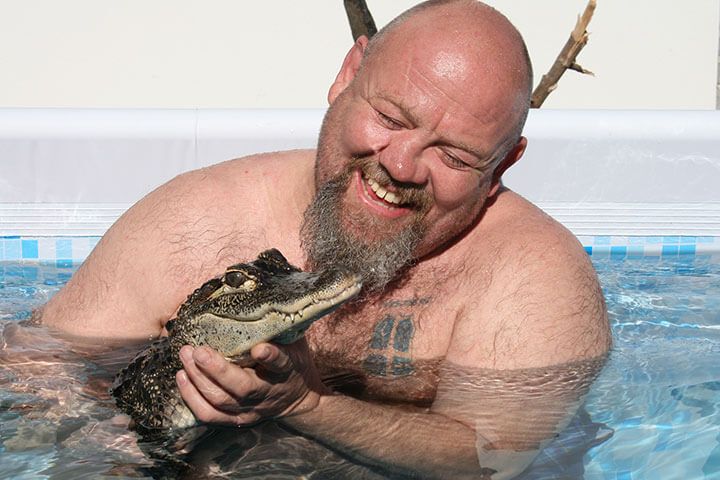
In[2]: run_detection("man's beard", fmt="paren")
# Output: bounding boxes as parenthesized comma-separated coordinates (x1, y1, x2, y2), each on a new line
(300, 162, 427, 294)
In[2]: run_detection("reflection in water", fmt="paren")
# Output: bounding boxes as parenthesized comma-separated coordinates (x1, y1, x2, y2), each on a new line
(434, 358, 609, 479)
(0, 321, 389, 479)
(0, 320, 155, 477)
(1, 319, 610, 479)
(3, 259, 719, 477)
(0, 261, 615, 479)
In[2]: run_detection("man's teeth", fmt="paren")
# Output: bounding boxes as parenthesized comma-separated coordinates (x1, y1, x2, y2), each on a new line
(366, 177, 401, 205)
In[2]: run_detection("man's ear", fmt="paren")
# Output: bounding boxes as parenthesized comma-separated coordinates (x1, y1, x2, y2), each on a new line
(328, 35, 369, 104)
(488, 136, 527, 196)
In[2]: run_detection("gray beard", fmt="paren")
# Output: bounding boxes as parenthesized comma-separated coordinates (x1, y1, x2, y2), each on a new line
(300, 173, 425, 294)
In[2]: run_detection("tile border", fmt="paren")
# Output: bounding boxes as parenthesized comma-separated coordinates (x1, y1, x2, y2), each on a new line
(1, 235, 718, 264)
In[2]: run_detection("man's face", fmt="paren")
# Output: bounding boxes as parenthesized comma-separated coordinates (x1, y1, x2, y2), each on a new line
(303, 31, 523, 290)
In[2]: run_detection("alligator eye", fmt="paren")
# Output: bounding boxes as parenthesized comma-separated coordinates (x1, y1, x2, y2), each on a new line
(224, 271, 258, 291)
(225, 271, 247, 287)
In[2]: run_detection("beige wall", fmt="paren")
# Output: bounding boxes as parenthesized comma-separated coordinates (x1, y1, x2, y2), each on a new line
(0, 0, 717, 109)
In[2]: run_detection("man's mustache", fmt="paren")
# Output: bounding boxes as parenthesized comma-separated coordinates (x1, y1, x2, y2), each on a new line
(349, 156, 433, 212)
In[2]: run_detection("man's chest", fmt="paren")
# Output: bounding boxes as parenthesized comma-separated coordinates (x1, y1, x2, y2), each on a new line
(306, 288, 459, 406)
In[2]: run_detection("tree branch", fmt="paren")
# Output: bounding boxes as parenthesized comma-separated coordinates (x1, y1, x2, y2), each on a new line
(531, 0, 597, 108)
(343, 0, 378, 41)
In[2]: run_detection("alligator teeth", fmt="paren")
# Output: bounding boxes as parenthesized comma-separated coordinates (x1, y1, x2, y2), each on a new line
(366, 177, 401, 205)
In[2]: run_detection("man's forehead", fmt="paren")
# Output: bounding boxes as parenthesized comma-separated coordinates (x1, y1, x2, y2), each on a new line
(429, 50, 471, 84)
(367, 44, 518, 132)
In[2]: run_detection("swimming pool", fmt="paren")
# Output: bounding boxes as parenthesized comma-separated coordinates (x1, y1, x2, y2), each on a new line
(1, 108, 719, 478)
(1, 256, 718, 478)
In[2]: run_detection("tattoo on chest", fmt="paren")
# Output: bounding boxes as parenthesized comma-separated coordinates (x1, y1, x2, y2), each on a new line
(362, 297, 431, 377)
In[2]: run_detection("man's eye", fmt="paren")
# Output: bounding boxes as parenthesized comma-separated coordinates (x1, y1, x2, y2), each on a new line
(441, 150, 471, 170)
(377, 111, 405, 130)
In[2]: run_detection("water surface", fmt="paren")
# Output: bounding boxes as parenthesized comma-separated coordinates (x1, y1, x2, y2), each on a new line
(1, 258, 719, 479)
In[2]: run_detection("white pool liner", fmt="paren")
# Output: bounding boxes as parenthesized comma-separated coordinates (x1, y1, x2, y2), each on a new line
(1, 108, 719, 237)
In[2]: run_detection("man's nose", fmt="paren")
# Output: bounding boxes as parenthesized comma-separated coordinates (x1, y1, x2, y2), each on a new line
(377, 136, 430, 186)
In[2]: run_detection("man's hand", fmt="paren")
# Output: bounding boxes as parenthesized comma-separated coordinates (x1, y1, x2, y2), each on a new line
(176, 339, 329, 426)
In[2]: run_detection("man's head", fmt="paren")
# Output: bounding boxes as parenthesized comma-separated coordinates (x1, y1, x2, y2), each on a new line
(302, 0, 533, 292)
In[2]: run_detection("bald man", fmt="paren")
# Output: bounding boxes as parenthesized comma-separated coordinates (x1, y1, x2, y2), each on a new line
(40, 1, 611, 478)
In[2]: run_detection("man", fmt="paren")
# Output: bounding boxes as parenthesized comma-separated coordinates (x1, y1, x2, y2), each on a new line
(40, 0, 611, 478)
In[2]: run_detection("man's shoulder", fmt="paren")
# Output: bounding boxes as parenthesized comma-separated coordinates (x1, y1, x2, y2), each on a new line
(446, 190, 611, 369)
(154, 149, 316, 215)
(476, 189, 582, 259)
(179, 149, 315, 184)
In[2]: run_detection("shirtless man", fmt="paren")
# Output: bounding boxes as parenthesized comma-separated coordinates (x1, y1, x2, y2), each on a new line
(40, 1, 611, 478)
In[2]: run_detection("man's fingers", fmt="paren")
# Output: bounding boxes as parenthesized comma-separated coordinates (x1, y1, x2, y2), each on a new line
(251, 343, 294, 382)
(180, 345, 281, 405)
(176, 370, 258, 425)
(179, 345, 254, 406)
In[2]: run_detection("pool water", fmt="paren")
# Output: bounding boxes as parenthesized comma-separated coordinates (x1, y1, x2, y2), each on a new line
(1, 257, 719, 479)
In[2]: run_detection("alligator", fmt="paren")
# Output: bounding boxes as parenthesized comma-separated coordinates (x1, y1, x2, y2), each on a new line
(110, 248, 361, 434)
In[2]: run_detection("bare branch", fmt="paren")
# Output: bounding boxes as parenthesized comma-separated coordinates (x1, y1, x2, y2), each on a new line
(531, 0, 597, 108)
(344, 0, 378, 41)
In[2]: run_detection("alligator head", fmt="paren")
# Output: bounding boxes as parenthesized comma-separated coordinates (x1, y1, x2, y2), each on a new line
(110, 248, 361, 434)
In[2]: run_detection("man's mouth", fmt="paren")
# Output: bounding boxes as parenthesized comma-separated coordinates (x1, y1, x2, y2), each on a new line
(366, 176, 402, 205)
(355, 171, 413, 219)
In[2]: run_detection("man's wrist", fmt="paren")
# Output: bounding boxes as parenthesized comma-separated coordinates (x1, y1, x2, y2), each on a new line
(278, 387, 334, 427)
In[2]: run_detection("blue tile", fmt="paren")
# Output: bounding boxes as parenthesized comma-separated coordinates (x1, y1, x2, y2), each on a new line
(594, 236, 611, 245)
(593, 246, 612, 256)
(662, 245, 679, 256)
(55, 239, 73, 259)
(584, 246, 593, 255)
(679, 236, 697, 244)
(646, 237, 663, 244)
(56, 259, 73, 269)
(662, 236, 680, 244)
(21, 239, 39, 259)
(611, 246, 627, 260)
(697, 236, 716, 243)
(4, 239, 21, 260)
(678, 244, 696, 256)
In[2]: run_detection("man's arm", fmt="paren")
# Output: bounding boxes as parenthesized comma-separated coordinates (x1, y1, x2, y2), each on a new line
(178, 313, 607, 479)
(177, 342, 494, 479)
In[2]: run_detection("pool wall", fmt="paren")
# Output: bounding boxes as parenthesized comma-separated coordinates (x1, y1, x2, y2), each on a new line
(1, 108, 719, 263)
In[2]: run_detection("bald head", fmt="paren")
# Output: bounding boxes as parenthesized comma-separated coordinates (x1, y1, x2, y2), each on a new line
(361, 0, 533, 160)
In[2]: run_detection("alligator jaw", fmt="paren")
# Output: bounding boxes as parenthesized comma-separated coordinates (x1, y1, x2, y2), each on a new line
(194, 278, 362, 357)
